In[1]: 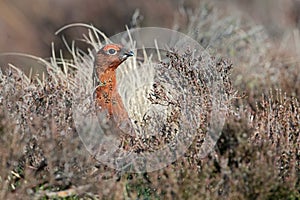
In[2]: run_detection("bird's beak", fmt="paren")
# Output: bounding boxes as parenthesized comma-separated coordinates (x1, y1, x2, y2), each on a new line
(121, 50, 134, 60)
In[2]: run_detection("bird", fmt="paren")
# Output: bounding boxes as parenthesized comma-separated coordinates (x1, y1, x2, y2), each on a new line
(93, 43, 135, 136)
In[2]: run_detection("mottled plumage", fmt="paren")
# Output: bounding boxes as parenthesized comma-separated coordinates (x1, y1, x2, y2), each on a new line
(93, 44, 134, 135)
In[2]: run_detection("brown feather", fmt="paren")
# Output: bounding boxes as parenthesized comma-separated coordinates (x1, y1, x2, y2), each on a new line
(94, 44, 135, 136)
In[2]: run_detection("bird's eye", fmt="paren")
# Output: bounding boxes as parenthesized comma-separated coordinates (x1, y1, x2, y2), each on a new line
(107, 48, 117, 55)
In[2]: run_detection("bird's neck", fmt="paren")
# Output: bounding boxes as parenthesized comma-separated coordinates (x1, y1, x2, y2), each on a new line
(95, 68, 119, 116)
(98, 68, 117, 92)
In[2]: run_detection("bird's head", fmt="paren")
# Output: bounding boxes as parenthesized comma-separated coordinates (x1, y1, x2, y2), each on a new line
(95, 44, 134, 71)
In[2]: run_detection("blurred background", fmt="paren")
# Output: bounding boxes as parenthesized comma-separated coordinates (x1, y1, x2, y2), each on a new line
(0, 0, 299, 58)
(0, 0, 194, 57)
